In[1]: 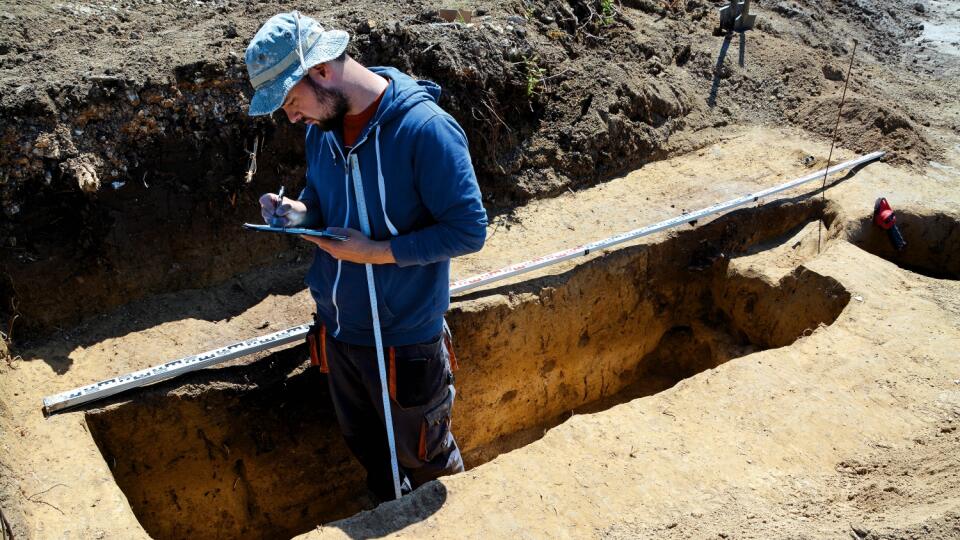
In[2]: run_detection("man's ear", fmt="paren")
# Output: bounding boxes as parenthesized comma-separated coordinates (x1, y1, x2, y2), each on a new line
(309, 63, 331, 81)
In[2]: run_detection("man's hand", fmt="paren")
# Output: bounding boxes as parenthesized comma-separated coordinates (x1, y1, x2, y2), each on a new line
(302, 227, 396, 265)
(259, 193, 308, 227)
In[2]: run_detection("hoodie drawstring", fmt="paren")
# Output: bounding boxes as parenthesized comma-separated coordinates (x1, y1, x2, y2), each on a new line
(375, 125, 400, 237)
(329, 150, 351, 338)
(326, 137, 336, 161)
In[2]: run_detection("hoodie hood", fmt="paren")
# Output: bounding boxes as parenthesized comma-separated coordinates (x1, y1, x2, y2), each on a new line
(310, 66, 441, 158)
(368, 66, 442, 127)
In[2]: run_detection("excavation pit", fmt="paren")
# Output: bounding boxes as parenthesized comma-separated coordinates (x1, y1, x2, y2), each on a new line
(84, 203, 851, 539)
(848, 210, 960, 280)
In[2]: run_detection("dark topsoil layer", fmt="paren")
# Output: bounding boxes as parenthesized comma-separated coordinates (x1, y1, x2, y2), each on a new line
(0, 0, 952, 338)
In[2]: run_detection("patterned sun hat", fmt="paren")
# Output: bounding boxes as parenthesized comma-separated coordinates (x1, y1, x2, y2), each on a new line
(245, 11, 350, 116)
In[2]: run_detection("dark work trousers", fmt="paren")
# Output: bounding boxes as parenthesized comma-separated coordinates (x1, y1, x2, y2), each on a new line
(324, 331, 464, 502)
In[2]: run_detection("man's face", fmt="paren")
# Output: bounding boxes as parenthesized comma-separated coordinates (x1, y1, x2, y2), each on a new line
(281, 72, 349, 131)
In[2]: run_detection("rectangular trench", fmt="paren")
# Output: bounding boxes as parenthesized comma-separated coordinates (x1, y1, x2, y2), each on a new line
(84, 200, 851, 539)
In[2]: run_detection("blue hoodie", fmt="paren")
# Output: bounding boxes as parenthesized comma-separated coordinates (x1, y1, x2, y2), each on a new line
(299, 66, 487, 347)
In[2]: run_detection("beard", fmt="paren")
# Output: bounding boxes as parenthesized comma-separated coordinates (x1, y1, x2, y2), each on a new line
(305, 77, 349, 132)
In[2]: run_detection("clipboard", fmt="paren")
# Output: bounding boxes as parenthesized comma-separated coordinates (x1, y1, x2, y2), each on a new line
(243, 223, 348, 241)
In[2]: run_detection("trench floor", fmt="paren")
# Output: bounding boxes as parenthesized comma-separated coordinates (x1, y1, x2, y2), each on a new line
(2, 127, 960, 538)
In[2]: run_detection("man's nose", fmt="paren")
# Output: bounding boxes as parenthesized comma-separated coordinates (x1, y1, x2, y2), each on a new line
(282, 106, 297, 124)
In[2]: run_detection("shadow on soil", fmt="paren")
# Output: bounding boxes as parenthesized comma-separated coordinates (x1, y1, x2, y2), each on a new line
(708, 33, 733, 108)
(15, 256, 311, 373)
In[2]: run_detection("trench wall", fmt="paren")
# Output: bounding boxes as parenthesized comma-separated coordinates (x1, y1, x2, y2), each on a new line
(85, 200, 850, 539)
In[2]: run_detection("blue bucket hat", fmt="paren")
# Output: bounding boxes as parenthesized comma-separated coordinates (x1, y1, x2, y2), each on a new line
(245, 11, 350, 116)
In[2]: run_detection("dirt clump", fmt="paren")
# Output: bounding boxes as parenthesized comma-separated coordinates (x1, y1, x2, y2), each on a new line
(822, 63, 846, 81)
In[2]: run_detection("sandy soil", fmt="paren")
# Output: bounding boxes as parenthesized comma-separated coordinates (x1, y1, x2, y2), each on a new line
(2, 126, 959, 538)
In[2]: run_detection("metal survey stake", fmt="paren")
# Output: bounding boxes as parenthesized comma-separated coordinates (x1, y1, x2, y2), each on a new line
(716, 0, 756, 67)
(42, 150, 884, 415)
(818, 39, 858, 254)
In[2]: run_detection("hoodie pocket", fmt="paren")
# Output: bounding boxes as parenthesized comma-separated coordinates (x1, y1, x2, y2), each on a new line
(305, 252, 339, 321)
(372, 265, 397, 327)
(374, 263, 447, 333)
(335, 263, 396, 331)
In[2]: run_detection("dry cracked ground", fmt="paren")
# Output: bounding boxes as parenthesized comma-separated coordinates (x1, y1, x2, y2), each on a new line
(1, 0, 960, 539)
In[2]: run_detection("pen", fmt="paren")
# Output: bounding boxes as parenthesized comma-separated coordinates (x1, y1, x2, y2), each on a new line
(272, 186, 285, 228)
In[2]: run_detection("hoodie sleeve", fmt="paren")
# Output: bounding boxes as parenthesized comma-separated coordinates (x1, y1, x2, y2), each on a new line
(390, 114, 488, 267)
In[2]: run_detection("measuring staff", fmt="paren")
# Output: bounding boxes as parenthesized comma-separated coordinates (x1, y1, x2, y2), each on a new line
(247, 11, 487, 502)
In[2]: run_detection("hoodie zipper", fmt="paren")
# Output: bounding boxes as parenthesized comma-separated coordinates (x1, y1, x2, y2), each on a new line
(327, 127, 372, 338)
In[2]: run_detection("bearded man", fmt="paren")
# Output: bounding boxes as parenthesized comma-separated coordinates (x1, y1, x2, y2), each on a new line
(245, 11, 487, 502)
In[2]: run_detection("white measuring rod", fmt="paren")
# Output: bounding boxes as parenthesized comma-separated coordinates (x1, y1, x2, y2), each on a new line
(42, 150, 883, 415)
(349, 153, 403, 500)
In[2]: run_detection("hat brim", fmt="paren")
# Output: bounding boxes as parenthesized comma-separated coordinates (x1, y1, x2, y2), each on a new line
(248, 30, 350, 117)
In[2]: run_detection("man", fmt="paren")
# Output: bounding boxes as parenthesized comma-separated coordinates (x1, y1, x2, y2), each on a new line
(244, 12, 487, 502)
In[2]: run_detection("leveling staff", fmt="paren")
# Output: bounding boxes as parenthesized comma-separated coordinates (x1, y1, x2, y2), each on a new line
(244, 12, 487, 502)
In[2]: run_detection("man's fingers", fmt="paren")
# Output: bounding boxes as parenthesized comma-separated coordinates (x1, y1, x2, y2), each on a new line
(261, 206, 277, 224)
(260, 193, 279, 224)
(259, 193, 279, 209)
(325, 227, 358, 240)
(300, 234, 332, 251)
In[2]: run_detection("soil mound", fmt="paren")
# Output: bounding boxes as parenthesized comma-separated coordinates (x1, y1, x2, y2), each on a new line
(794, 95, 933, 165)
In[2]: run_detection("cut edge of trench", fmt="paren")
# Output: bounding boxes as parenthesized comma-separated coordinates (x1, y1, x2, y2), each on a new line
(77, 198, 872, 539)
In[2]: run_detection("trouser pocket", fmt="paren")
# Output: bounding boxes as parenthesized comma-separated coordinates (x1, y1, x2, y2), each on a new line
(418, 387, 455, 462)
(390, 334, 449, 408)
(306, 315, 328, 373)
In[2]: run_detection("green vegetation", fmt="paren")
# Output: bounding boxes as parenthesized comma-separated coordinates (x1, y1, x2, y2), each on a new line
(600, 0, 615, 26)
(524, 57, 546, 98)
